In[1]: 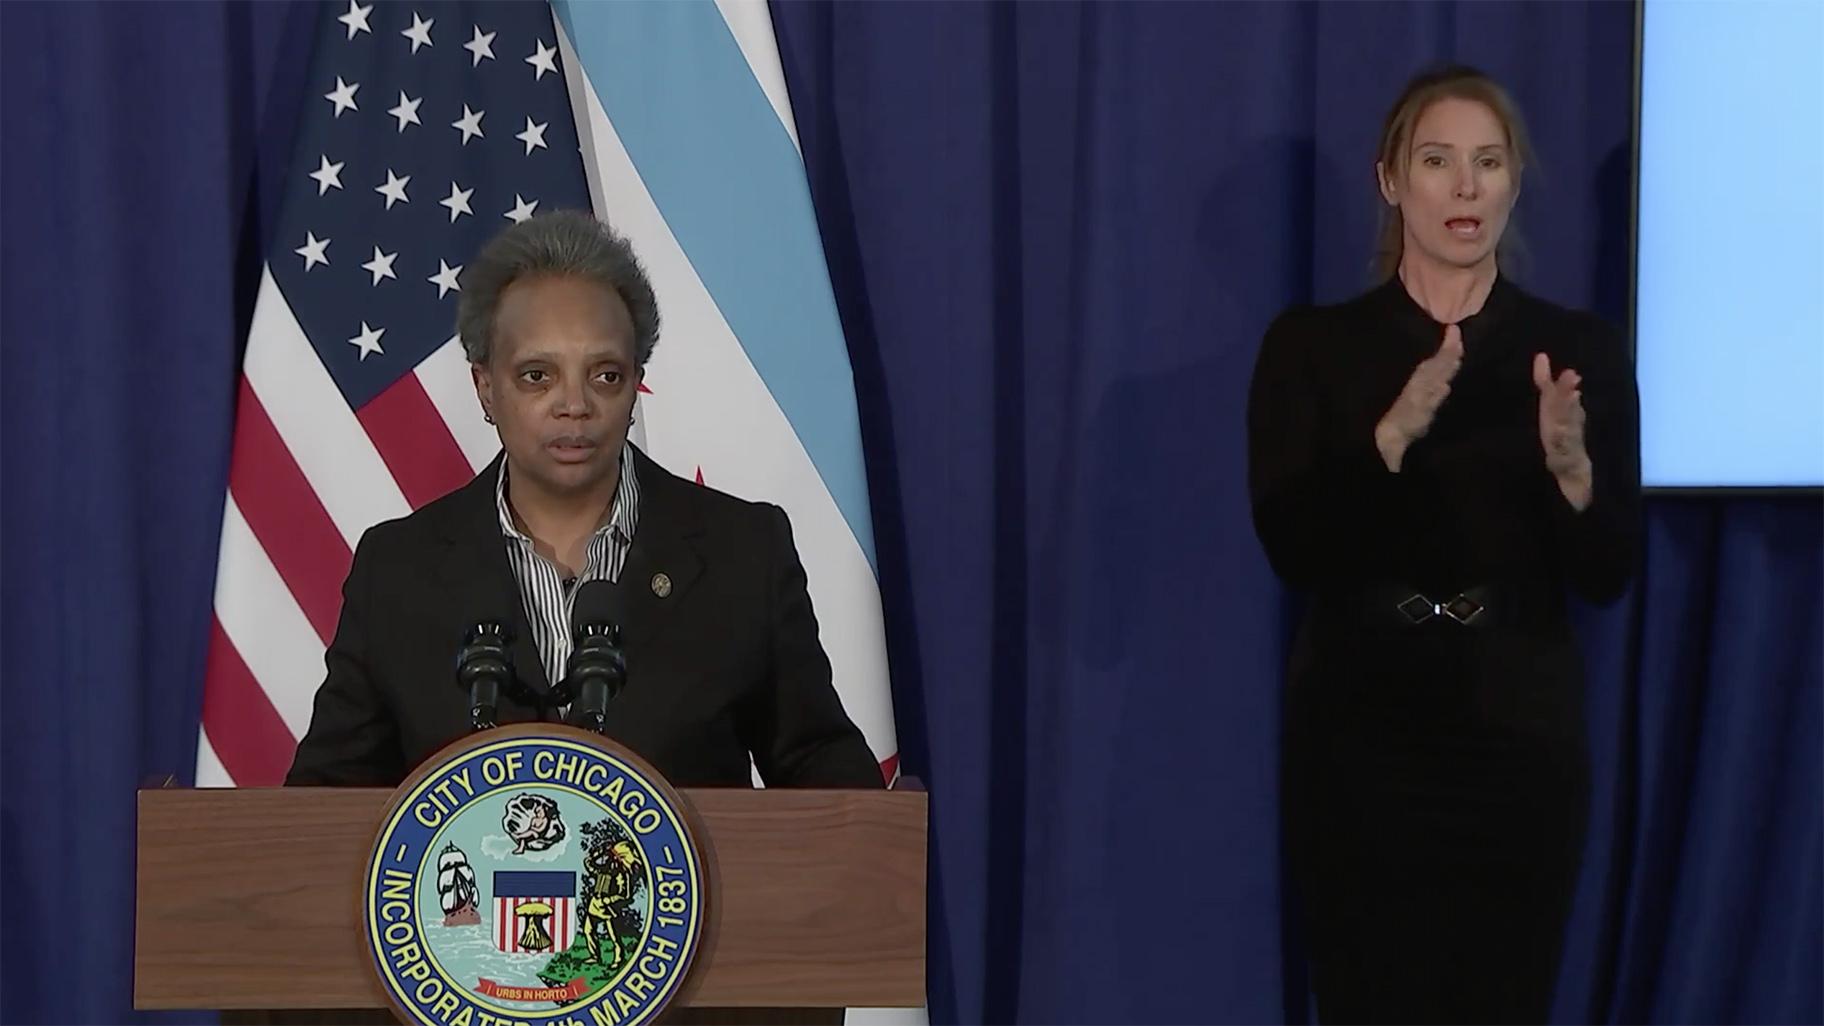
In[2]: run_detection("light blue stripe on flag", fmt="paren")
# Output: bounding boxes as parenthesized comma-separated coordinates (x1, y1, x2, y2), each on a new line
(553, 0, 877, 570)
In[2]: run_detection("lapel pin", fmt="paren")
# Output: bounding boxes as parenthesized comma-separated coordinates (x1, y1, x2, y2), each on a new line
(650, 572, 672, 598)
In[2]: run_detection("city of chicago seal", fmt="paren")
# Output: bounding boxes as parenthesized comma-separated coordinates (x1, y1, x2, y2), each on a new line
(362, 729, 705, 1026)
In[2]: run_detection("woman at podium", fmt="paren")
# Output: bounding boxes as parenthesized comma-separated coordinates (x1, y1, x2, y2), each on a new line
(285, 212, 881, 791)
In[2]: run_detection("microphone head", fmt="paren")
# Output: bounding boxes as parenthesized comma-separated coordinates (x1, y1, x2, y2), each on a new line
(463, 620, 513, 651)
(571, 580, 621, 635)
(565, 581, 627, 715)
(458, 620, 515, 731)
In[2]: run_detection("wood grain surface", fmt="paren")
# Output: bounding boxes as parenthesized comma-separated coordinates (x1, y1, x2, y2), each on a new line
(136, 786, 924, 1013)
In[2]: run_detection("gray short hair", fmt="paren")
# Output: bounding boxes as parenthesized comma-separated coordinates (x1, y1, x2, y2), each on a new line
(456, 210, 660, 366)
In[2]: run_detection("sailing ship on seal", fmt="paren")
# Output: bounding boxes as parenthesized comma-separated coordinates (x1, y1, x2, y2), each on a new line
(436, 842, 482, 926)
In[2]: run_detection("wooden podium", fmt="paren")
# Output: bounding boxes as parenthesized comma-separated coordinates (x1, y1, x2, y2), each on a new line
(134, 780, 925, 1024)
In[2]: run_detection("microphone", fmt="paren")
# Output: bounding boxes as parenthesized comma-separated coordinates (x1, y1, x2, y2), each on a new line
(564, 580, 627, 734)
(456, 621, 516, 732)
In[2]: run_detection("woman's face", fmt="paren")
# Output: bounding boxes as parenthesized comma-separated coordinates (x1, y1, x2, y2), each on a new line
(1380, 97, 1518, 273)
(471, 274, 641, 503)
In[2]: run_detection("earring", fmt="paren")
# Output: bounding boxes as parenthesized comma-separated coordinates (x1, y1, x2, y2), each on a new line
(484, 412, 495, 425)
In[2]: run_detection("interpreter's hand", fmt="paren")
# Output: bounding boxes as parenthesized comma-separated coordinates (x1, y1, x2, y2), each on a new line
(1374, 324, 1464, 472)
(1534, 352, 1593, 510)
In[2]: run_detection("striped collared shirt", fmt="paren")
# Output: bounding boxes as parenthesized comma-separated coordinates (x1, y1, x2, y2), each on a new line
(496, 443, 641, 694)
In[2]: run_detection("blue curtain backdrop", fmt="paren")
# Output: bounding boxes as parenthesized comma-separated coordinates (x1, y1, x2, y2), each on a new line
(1, 2, 1817, 1024)
(767, 1, 1821, 1024)
(0, 2, 316, 1023)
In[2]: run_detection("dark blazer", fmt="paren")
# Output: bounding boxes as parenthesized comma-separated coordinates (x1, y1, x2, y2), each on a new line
(285, 446, 882, 789)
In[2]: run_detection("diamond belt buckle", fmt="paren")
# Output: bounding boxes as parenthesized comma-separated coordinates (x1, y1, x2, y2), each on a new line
(1442, 593, 1485, 625)
(1396, 594, 1438, 624)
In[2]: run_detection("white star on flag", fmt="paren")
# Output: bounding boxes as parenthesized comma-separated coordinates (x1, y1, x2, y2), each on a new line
(324, 76, 359, 117)
(464, 26, 497, 67)
(505, 194, 539, 223)
(347, 321, 386, 360)
(452, 105, 485, 146)
(440, 182, 474, 222)
(375, 170, 410, 209)
(337, 0, 372, 40)
(294, 231, 330, 271)
(308, 155, 345, 196)
(388, 92, 422, 132)
(429, 260, 463, 299)
(516, 118, 548, 155)
(526, 40, 559, 80)
(401, 12, 433, 53)
(361, 246, 399, 285)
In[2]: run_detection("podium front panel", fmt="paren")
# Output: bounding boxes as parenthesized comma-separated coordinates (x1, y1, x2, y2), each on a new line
(135, 787, 925, 1010)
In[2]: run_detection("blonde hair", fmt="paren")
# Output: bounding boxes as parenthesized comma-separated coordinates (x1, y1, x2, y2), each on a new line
(1373, 65, 1536, 280)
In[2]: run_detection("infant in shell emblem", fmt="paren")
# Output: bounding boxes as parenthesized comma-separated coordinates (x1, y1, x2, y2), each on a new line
(502, 792, 565, 855)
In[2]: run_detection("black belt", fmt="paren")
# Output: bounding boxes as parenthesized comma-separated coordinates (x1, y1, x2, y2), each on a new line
(1318, 582, 1554, 631)
(1394, 586, 1495, 626)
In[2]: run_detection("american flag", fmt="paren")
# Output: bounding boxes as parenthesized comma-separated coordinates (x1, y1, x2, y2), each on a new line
(197, 1, 590, 785)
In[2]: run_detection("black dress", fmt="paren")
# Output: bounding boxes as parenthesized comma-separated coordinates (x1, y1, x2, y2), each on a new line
(1247, 275, 1640, 1024)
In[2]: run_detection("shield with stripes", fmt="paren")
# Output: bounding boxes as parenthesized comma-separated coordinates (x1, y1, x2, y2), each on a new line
(492, 871, 578, 955)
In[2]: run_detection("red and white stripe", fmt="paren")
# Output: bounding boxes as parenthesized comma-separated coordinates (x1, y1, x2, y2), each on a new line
(494, 895, 576, 955)
(196, 270, 495, 786)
